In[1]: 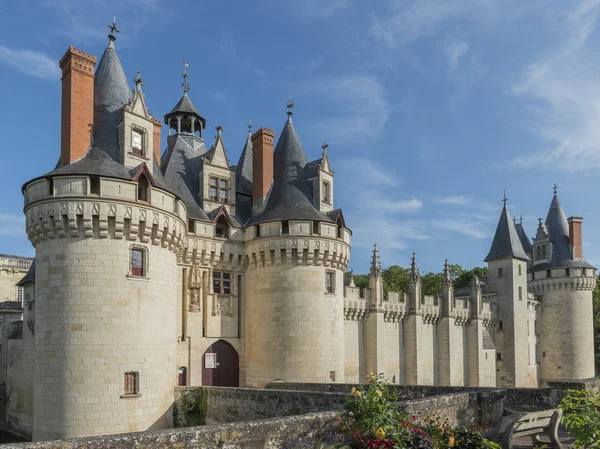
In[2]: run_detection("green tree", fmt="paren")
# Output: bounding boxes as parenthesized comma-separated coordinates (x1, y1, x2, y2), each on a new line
(343, 271, 369, 291)
(447, 263, 465, 282)
(454, 266, 489, 289)
(421, 272, 443, 296)
(382, 265, 410, 294)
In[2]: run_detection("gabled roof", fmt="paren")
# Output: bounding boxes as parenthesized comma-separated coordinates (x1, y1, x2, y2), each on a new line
(208, 205, 241, 228)
(327, 209, 349, 231)
(160, 134, 210, 221)
(16, 261, 35, 286)
(514, 221, 533, 254)
(206, 133, 229, 168)
(235, 132, 253, 195)
(93, 40, 131, 161)
(485, 202, 529, 262)
(246, 115, 333, 226)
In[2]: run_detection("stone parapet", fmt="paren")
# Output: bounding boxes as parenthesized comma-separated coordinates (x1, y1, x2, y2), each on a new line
(529, 275, 596, 293)
(344, 298, 367, 321)
(24, 199, 185, 253)
(181, 238, 247, 270)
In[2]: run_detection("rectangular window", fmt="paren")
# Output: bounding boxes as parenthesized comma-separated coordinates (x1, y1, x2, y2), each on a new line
(124, 372, 138, 395)
(282, 220, 289, 235)
(326, 271, 335, 294)
(547, 270, 552, 278)
(188, 219, 195, 233)
(518, 264, 522, 275)
(209, 177, 218, 201)
(208, 177, 228, 203)
(16, 286, 23, 304)
(213, 271, 231, 294)
(132, 130, 144, 156)
(255, 225, 261, 237)
(219, 179, 228, 203)
(566, 268, 570, 277)
(498, 268, 503, 278)
(496, 352, 502, 361)
(322, 181, 330, 203)
(90, 176, 100, 195)
(518, 286, 523, 300)
(131, 249, 144, 277)
(498, 320, 503, 331)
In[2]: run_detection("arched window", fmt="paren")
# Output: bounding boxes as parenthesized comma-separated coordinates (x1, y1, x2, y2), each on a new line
(178, 367, 187, 386)
(137, 174, 149, 202)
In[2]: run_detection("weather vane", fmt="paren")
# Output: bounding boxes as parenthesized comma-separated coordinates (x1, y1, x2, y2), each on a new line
(287, 95, 294, 115)
(182, 58, 190, 93)
(108, 15, 119, 41)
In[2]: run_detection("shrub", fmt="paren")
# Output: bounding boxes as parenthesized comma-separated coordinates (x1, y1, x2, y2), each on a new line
(558, 388, 600, 448)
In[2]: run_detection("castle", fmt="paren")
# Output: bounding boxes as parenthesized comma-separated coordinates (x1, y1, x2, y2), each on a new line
(5, 25, 597, 442)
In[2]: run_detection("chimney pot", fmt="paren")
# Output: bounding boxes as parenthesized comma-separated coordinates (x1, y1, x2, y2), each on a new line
(251, 127, 276, 213)
(567, 216, 584, 259)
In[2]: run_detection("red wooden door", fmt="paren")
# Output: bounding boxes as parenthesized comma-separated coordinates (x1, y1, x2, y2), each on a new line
(202, 340, 239, 387)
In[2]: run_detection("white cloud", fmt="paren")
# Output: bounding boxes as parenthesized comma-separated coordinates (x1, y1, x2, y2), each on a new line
(509, 0, 600, 171)
(432, 219, 491, 240)
(0, 46, 60, 80)
(371, 198, 423, 212)
(434, 195, 471, 205)
(444, 39, 470, 67)
(311, 75, 392, 143)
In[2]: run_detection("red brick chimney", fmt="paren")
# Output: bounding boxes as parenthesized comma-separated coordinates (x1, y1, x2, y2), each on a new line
(567, 216, 583, 259)
(153, 119, 162, 163)
(59, 46, 97, 165)
(251, 127, 276, 212)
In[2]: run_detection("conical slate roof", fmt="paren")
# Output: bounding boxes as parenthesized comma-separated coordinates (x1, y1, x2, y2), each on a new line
(93, 40, 131, 161)
(485, 202, 529, 262)
(235, 131, 253, 195)
(166, 92, 202, 117)
(515, 221, 533, 254)
(246, 115, 332, 225)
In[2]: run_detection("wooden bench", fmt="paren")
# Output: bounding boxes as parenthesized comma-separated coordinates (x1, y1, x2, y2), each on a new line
(488, 408, 563, 449)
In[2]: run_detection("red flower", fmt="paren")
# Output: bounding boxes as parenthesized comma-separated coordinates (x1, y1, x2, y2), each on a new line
(412, 415, 416, 421)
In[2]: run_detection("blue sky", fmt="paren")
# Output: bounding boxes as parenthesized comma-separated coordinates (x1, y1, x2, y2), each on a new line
(1, 0, 600, 275)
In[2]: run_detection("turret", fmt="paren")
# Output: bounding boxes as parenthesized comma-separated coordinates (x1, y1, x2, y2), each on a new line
(529, 185, 596, 384)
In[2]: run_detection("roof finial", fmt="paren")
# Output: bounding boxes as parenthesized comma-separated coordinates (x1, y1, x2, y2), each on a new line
(134, 70, 143, 90)
(553, 183, 558, 195)
(503, 189, 508, 207)
(513, 216, 517, 224)
(182, 58, 190, 93)
(107, 15, 119, 42)
(287, 95, 294, 116)
(322, 142, 328, 158)
(216, 125, 223, 137)
(519, 215, 523, 224)
(248, 118, 252, 134)
(370, 243, 381, 277)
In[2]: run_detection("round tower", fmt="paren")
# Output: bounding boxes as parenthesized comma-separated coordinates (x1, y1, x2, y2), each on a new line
(243, 109, 350, 387)
(24, 32, 186, 441)
(529, 189, 596, 384)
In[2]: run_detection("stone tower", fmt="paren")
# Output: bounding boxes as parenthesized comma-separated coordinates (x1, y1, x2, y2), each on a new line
(485, 194, 530, 387)
(529, 189, 596, 384)
(23, 32, 183, 441)
(243, 109, 350, 387)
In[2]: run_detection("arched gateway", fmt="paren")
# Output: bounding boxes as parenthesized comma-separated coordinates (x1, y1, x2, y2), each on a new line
(202, 340, 239, 387)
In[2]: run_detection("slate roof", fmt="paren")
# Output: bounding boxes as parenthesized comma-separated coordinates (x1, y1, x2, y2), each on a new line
(305, 158, 323, 179)
(531, 194, 594, 271)
(0, 301, 23, 312)
(235, 132, 253, 195)
(485, 203, 530, 262)
(246, 115, 333, 226)
(166, 92, 202, 117)
(93, 40, 131, 161)
(160, 134, 210, 221)
(16, 261, 35, 286)
(515, 221, 533, 254)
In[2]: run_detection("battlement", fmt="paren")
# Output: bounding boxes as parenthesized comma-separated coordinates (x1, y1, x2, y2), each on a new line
(344, 297, 367, 320)
(180, 237, 247, 271)
(25, 199, 185, 253)
(59, 46, 97, 66)
(529, 275, 596, 293)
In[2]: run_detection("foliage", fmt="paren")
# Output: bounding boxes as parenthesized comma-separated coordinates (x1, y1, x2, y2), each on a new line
(344, 271, 370, 293)
(382, 266, 410, 294)
(558, 388, 600, 448)
(421, 272, 443, 296)
(454, 267, 489, 289)
(174, 388, 207, 427)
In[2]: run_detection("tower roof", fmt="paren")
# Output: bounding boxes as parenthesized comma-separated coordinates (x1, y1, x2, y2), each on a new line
(93, 39, 131, 161)
(235, 122, 253, 195)
(514, 217, 533, 254)
(485, 195, 529, 262)
(245, 113, 332, 225)
(166, 92, 203, 118)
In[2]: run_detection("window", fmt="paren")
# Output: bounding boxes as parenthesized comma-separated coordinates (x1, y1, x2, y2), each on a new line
(498, 320, 503, 331)
(209, 177, 228, 203)
(326, 271, 335, 294)
(518, 264, 522, 275)
(137, 174, 149, 202)
(313, 221, 319, 235)
(498, 268, 503, 278)
(255, 225, 261, 237)
(16, 286, 23, 304)
(566, 268, 570, 277)
(213, 271, 231, 294)
(496, 352, 502, 361)
(130, 248, 145, 277)
(282, 220, 289, 235)
(518, 286, 523, 300)
(322, 181, 330, 203)
(90, 176, 100, 195)
(215, 216, 229, 239)
(547, 270, 552, 278)
(188, 219, 195, 233)
(178, 367, 187, 386)
(124, 372, 139, 395)
(132, 129, 144, 156)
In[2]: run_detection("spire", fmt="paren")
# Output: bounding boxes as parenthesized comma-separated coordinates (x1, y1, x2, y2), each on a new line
(236, 121, 254, 195)
(514, 216, 533, 254)
(443, 258, 451, 284)
(542, 184, 572, 266)
(370, 243, 382, 277)
(410, 252, 419, 280)
(485, 191, 529, 262)
(93, 19, 131, 160)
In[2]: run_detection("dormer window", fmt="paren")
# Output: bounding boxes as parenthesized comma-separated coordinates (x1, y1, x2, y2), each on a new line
(132, 129, 144, 156)
(137, 174, 149, 202)
(215, 215, 229, 239)
(209, 177, 229, 204)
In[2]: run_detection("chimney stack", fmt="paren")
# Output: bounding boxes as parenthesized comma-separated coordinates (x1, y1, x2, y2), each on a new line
(567, 216, 584, 259)
(59, 46, 97, 165)
(251, 127, 276, 213)
(153, 119, 162, 163)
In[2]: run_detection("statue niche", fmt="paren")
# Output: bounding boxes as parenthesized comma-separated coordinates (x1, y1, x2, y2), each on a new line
(189, 264, 202, 312)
